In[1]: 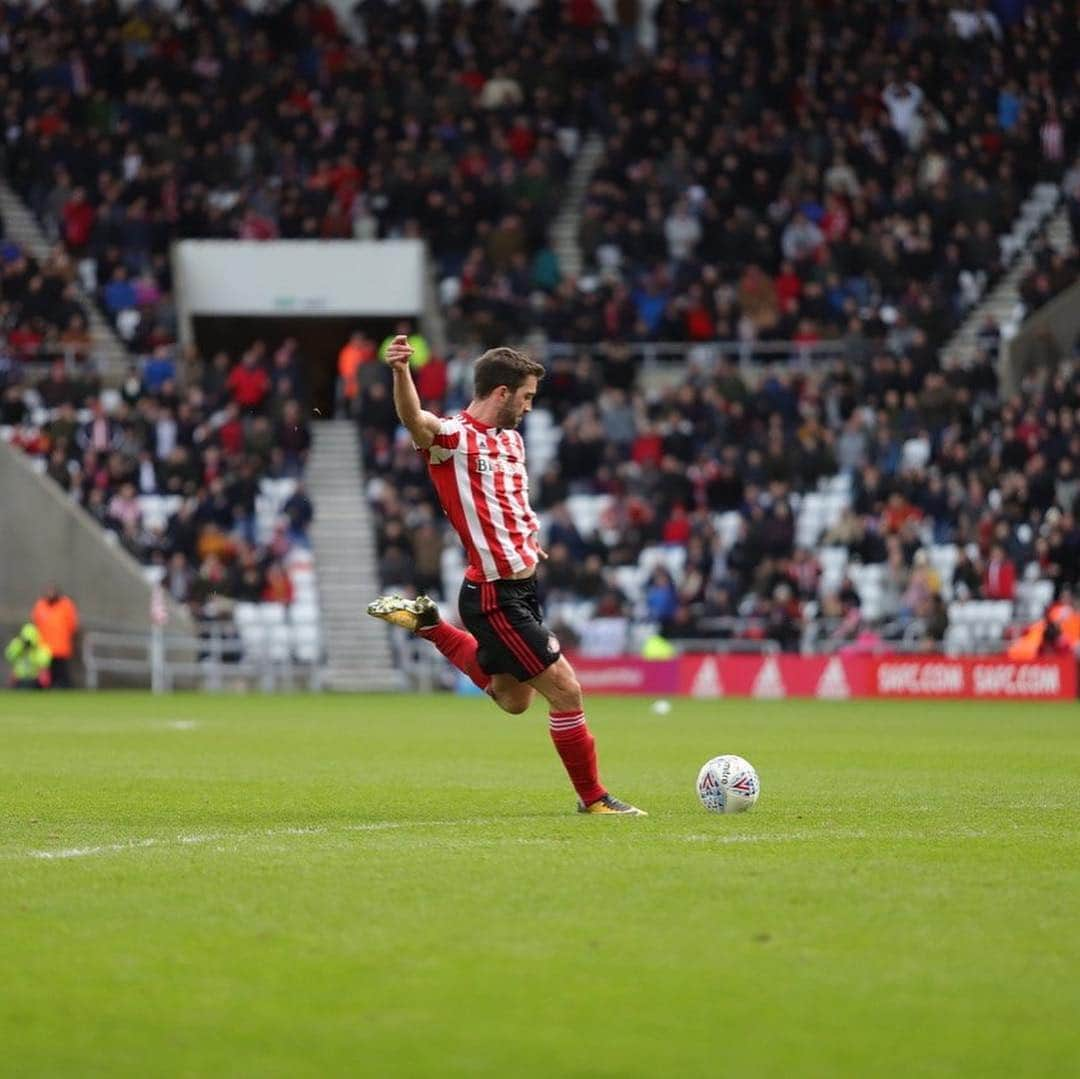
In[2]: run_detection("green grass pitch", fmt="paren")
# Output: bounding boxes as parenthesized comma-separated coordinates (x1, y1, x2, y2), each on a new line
(3, 693, 1079, 1077)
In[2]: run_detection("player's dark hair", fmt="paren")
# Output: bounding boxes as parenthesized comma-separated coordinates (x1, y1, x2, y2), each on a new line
(473, 348, 545, 399)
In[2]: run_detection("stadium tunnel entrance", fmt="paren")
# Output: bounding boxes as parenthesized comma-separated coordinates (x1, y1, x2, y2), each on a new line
(192, 315, 400, 418)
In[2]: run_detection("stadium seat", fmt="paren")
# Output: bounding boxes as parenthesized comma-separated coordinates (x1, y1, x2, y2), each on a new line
(290, 619, 321, 664)
(1016, 580, 1054, 621)
(818, 547, 850, 594)
(261, 603, 291, 663)
(638, 545, 687, 581)
(565, 494, 613, 540)
(713, 512, 745, 552)
(612, 565, 646, 604)
(578, 616, 630, 657)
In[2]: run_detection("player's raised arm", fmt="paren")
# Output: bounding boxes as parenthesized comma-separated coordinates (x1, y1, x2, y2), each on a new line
(384, 334, 441, 449)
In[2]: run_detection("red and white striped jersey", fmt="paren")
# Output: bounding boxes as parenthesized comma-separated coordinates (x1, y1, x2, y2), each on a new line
(420, 410, 541, 582)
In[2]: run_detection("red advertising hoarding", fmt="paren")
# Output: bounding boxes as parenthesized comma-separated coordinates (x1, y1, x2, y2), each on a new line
(870, 655, 1076, 700)
(569, 656, 680, 695)
(565, 653, 1076, 700)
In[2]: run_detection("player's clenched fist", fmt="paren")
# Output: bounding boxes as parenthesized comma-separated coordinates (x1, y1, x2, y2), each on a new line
(384, 334, 413, 368)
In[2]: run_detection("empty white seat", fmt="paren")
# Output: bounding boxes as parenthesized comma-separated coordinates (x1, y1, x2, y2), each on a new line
(714, 511, 744, 550)
(1017, 580, 1054, 621)
(233, 602, 262, 626)
(290, 598, 319, 623)
(267, 624, 291, 662)
(638, 545, 686, 581)
(819, 546, 849, 572)
(565, 494, 612, 538)
(945, 625, 973, 654)
(612, 565, 645, 601)
(289, 567, 316, 589)
(291, 622, 321, 663)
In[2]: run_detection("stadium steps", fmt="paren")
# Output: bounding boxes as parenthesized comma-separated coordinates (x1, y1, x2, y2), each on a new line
(550, 134, 607, 281)
(308, 420, 402, 692)
(940, 179, 1068, 369)
(0, 178, 131, 385)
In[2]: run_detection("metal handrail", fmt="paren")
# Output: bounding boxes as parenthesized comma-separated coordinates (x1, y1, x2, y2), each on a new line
(666, 637, 781, 655)
(83, 620, 323, 693)
(543, 338, 846, 370)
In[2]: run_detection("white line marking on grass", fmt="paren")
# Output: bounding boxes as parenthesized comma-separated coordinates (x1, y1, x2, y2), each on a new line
(14, 816, 512, 862)
(13, 821, 991, 863)
(29, 838, 162, 860)
(166, 720, 198, 730)
(680, 833, 818, 844)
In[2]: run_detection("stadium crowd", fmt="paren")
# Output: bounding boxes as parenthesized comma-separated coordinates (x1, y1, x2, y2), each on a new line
(0, 338, 314, 618)
(2, 0, 1079, 660)
(364, 335, 1080, 653)
(1, 222, 93, 363)
(547, 0, 1080, 354)
(1, 0, 610, 354)
(4, 1, 1076, 357)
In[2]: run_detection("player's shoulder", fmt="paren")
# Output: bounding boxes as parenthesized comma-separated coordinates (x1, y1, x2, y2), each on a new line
(425, 412, 465, 458)
(433, 412, 468, 438)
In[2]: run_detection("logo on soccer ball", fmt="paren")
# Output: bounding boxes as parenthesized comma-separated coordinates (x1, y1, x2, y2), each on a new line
(731, 772, 757, 796)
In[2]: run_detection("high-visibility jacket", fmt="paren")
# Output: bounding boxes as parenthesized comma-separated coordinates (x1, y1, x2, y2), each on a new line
(1007, 603, 1080, 660)
(378, 332, 430, 368)
(641, 633, 677, 660)
(32, 595, 79, 659)
(5, 624, 52, 682)
(338, 340, 374, 399)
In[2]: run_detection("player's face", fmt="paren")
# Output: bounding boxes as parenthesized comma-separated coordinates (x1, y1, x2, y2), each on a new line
(496, 377, 538, 429)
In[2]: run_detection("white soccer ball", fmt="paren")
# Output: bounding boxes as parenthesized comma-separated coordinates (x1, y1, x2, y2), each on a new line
(697, 755, 760, 814)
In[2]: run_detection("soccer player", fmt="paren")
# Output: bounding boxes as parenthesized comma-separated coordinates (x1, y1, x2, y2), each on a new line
(368, 335, 646, 815)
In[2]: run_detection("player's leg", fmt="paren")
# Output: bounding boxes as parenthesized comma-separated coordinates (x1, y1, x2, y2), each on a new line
(467, 579, 646, 814)
(487, 673, 536, 715)
(367, 590, 535, 715)
(526, 655, 645, 815)
(367, 593, 491, 690)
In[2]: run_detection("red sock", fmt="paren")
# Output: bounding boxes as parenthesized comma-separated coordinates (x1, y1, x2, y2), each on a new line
(418, 622, 491, 690)
(549, 711, 606, 805)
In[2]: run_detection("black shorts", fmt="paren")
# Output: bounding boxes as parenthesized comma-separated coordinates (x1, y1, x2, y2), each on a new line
(459, 575, 561, 682)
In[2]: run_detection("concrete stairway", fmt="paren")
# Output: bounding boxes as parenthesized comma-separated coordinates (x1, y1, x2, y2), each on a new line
(0, 178, 131, 383)
(940, 181, 1066, 368)
(307, 420, 400, 691)
(549, 133, 607, 281)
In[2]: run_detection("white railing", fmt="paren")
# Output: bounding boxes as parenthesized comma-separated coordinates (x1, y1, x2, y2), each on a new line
(84, 618, 323, 693)
(544, 339, 846, 371)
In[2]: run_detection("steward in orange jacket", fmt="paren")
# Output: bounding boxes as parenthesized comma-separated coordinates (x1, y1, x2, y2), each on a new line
(1007, 601, 1080, 660)
(31, 585, 79, 688)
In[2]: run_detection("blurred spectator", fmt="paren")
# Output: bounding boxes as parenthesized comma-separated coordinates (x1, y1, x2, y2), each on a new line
(5, 623, 52, 690)
(338, 332, 376, 417)
(31, 584, 79, 689)
(283, 482, 314, 545)
(261, 564, 294, 606)
(227, 349, 271, 414)
(984, 544, 1017, 600)
(644, 568, 678, 624)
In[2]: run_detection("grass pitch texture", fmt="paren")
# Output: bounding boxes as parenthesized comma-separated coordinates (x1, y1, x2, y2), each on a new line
(3, 694, 1078, 1077)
